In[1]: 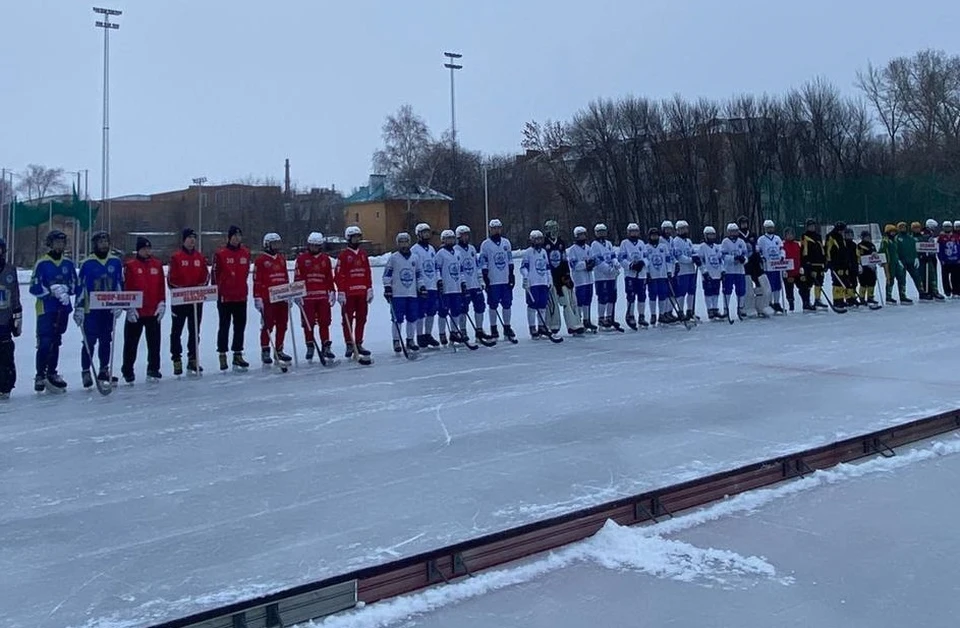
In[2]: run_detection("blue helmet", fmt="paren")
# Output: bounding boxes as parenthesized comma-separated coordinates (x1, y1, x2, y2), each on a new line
(45, 230, 67, 248)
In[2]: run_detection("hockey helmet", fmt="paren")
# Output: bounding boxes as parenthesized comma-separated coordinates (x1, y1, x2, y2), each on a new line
(395, 232, 411, 245)
(544, 220, 560, 239)
(488, 219, 503, 229)
(529, 229, 544, 242)
(737, 215, 750, 228)
(834, 221, 846, 231)
(262, 232, 282, 251)
(860, 230, 872, 239)
(307, 231, 325, 246)
(942, 221, 953, 231)
(648, 227, 660, 238)
(594, 223, 608, 235)
(726, 223, 740, 234)
(954, 220, 960, 230)
(573, 226, 588, 240)
(703, 226, 717, 236)
(661, 220, 674, 231)
(910, 221, 922, 231)
(763, 219, 775, 230)
(675, 220, 689, 233)
(626, 223, 641, 235)
(455, 225, 471, 237)
(345, 225, 362, 239)
(45, 230, 67, 248)
(925, 218, 938, 230)
(440, 229, 456, 243)
(884, 224, 897, 234)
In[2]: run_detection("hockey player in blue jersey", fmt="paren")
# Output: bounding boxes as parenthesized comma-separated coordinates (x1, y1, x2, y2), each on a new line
(75, 231, 125, 388)
(644, 227, 676, 325)
(566, 226, 596, 332)
(721, 223, 749, 320)
(618, 223, 648, 329)
(672, 220, 698, 320)
(412, 223, 440, 348)
(520, 230, 553, 339)
(0, 237, 22, 399)
(29, 230, 77, 393)
(455, 225, 489, 342)
(697, 227, 725, 320)
(478, 219, 516, 341)
(435, 230, 469, 346)
(757, 219, 786, 314)
(589, 224, 623, 331)
(383, 232, 424, 354)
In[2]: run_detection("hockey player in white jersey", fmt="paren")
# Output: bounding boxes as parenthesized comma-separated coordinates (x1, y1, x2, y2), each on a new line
(721, 223, 750, 320)
(412, 223, 440, 348)
(618, 223, 648, 329)
(697, 226, 725, 320)
(455, 225, 488, 341)
(644, 227, 676, 325)
(435, 230, 468, 346)
(478, 219, 517, 341)
(671, 220, 698, 320)
(520, 230, 555, 339)
(589, 224, 623, 331)
(383, 233, 424, 354)
(566, 226, 597, 332)
(757, 220, 785, 314)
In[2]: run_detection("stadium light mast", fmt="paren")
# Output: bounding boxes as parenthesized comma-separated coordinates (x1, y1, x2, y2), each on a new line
(94, 7, 121, 234)
(192, 177, 207, 251)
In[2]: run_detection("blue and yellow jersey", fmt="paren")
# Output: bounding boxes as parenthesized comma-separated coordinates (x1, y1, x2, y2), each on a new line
(76, 254, 125, 312)
(29, 254, 78, 316)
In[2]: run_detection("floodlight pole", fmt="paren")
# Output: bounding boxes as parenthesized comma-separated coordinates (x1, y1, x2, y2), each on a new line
(193, 177, 207, 251)
(94, 7, 121, 235)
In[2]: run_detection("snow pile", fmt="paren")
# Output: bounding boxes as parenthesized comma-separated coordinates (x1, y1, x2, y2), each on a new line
(307, 435, 960, 628)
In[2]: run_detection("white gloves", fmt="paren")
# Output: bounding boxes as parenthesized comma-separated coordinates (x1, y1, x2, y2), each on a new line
(113, 308, 123, 320)
(366, 288, 374, 304)
(155, 302, 165, 321)
(126, 309, 139, 323)
(327, 291, 336, 307)
(522, 278, 530, 290)
(51, 284, 71, 306)
(73, 309, 84, 327)
(337, 292, 346, 306)
(12, 312, 22, 337)
(914, 259, 920, 269)
(254, 297, 264, 312)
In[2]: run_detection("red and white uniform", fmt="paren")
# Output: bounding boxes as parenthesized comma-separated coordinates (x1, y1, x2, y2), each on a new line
(168, 248, 209, 289)
(334, 246, 372, 345)
(253, 251, 290, 350)
(294, 251, 335, 345)
(124, 255, 166, 317)
(211, 245, 250, 303)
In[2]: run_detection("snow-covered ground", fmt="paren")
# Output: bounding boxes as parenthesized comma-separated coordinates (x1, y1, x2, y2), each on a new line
(1, 268, 957, 628)
(367, 435, 960, 628)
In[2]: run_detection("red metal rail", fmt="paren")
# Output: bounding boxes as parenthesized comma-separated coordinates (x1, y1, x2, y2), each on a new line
(150, 408, 960, 628)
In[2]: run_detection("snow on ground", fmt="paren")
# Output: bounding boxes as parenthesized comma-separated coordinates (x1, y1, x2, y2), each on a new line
(0, 268, 957, 628)
(381, 435, 960, 628)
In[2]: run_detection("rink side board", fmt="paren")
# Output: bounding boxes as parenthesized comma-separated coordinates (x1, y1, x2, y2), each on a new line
(149, 408, 960, 628)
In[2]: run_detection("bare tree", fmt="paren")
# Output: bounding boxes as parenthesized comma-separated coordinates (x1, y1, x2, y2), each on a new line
(17, 164, 66, 202)
(372, 104, 434, 180)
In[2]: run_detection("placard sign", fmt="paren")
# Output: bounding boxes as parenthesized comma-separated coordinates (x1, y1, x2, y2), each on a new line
(916, 241, 938, 254)
(170, 286, 220, 306)
(861, 253, 887, 266)
(765, 259, 795, 272)
(269, 281, 307, 303)
(89, 291, 143, 310)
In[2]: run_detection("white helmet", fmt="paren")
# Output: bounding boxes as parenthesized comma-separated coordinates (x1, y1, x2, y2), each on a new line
(416, 222, 432, 235)
(726, 223, 739, 233)
(395, 232, 411, 244)
(661, 220, 674, 230)
(262, 232, 281, 247)
(573, 226, 588, 238)
(675, 220, 689, 230)
(627, 223, 640, 233)
(925, 218, 938, 229)
(455, 225, 471, 236)
(703, 226, 717, 236)
(763, 219, 775, 229)
(489, 219, 503, 229)
(942, 221, 953, 229)
(440, 229, 456, 241)
(954, 220, 960, 229)
(345, 226, 362, 239)
(594, 223, 608, 234)
(529, 229, 544, 240)
(307, 231, 325, 246)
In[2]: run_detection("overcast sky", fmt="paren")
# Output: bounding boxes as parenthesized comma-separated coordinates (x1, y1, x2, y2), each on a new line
(2, 0, 957, 198)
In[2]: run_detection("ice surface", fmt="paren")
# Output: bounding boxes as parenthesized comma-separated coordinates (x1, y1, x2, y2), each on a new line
(390, 436, 960, 628)
(1, 268, 957, 628)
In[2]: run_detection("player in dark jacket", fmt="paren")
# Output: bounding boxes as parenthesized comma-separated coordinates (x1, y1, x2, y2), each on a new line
(799, 219, 827, 311)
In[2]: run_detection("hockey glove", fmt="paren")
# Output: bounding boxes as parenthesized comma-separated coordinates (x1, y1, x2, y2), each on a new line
(629, 261, 644, 273)
(155, 302, 166, 321)
(692, 255, 702, 267)
(563, 276, 574, 290)
(366, 287, 374, 304)
(51, 284, 71, 306)
(73, 309, 84, 327)
(126, 309, 139, 323)
(522, 277, 530, 290)
(734, 255, 746, 264)
(337, 292, 346, 306)
(327, 291, 336, 307)
(113, 308, 124, 320)
(460, 282, 467, 293)
(914, 258, 920, 269)
(383, 286, 393, 302)
(12, 311, 22, 337)
(508, 267, 516, 289)
(585, 259, 596, 272)
(254, 297, 264, 312)
(418, 285, 428, 298)
(437, 280, 444, 293)
(481, 269, 490, 288)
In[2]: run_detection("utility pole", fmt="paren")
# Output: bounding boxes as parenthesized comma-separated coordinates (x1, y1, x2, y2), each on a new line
(94, 7, 121, 235)
(193, 177, 207, 252)
(443, 51, 462, 224)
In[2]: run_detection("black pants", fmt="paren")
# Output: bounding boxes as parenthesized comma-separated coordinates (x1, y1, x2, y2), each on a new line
(170, 303, 204, 360)
(217, 301, 247, 353)
(0, 327, 15, 394)
(943, 263, 960, 297)
(122, 316, 161, 375)
(797, 267, 824, 304)
(784, 276, 797, 305)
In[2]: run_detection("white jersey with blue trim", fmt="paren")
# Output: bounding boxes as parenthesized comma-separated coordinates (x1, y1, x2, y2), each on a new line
(721, 237, 749, 274)
(566, 241, 594, 287)
(434, 246, 464, 294)
(756, 233, 784, 270)
(697, 242, 725, 279)
(618, 238, 646, 279)
(519, 247, 552, 287)
(671, 236, 697, 275)
(479, 237, 513, 286)
(588, 239, 619, 281)
(411, 241, 438, 290)
(456, 242, 481, 290)
(643, 240, 673, 279)
(382, 251, 422, 298)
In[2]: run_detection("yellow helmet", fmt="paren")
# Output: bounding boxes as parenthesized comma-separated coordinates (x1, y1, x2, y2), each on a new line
(884, 224, 897, 234)
(910, 221, 922, 230)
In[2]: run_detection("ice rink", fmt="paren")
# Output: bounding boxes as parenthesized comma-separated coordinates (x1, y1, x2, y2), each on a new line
(1, 266, 957, 628)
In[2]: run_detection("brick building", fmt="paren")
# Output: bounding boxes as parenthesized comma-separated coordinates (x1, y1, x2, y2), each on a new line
(344, 175, 452, 252)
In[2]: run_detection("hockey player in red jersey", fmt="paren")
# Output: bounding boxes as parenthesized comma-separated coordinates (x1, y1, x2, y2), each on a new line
(253, 233, 292, 367)
(294, 232, 336, 363)
(335, 226, 373, 362)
